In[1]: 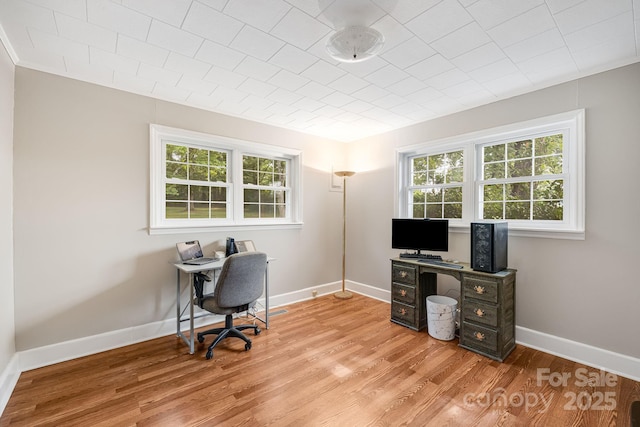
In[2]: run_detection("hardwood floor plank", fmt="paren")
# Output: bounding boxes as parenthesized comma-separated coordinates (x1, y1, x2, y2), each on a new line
(1, 294, 638, 426)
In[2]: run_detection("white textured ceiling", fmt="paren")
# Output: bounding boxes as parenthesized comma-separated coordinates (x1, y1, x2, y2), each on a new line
(1, 0, 639, 142)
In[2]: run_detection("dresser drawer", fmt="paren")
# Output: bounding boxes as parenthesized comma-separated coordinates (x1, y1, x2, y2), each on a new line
(392, 263, 416, 285)
(391, 301, 417, 327)
(463, 277, 498, 303)
(462, 300, 498, 328)
(461, 321, 498, 354)
(392, 283, 416, 305)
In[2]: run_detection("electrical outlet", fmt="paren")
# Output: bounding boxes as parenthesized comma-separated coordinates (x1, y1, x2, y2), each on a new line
(312, 290, 318, 297)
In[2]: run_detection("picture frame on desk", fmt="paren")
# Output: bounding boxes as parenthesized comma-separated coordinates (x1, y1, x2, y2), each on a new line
(235, 240, 256, 252)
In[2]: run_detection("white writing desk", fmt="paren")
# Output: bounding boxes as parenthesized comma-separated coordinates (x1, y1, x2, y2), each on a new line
(173, 257, 271, 354)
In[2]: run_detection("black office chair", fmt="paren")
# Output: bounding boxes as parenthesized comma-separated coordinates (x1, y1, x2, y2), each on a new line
(196, 252, 267, 360)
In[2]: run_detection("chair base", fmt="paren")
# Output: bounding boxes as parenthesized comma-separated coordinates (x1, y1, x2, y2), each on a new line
(197, 314, 261, 360)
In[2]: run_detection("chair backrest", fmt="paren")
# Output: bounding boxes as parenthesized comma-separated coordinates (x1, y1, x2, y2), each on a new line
(215, 252, 267, 309)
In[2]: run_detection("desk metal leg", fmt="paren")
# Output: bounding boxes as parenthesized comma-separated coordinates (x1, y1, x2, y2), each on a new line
(176, 269, 195, 354)
(265, 263, 269, 329)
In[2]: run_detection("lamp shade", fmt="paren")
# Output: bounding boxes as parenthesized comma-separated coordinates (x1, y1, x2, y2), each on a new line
(326, 26, 384, 63)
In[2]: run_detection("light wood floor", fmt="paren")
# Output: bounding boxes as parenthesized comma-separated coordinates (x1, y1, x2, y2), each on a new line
(2, 293, 639, 426)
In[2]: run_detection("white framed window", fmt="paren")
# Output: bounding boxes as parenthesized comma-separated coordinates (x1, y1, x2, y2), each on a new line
(150, 125, 302, 234)
(397, 110, 585, 239)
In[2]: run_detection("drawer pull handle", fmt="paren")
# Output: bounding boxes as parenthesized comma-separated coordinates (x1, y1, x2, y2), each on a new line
(400, 308, 407, 315)
(474, 285, 485, 295)
(400, 289, 407, 297)
(400, 271, 408, 278)
(474, 332, 486, 342)
(474, 308, 485, 317)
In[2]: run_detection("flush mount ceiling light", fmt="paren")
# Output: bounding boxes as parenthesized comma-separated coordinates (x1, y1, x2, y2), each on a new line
(326, 25, 385, 63)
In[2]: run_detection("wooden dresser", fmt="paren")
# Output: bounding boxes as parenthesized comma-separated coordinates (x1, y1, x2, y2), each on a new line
(391, 258, 516, 362)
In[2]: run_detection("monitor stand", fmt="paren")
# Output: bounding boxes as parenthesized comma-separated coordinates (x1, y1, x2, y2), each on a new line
(399, 251, 442, 260)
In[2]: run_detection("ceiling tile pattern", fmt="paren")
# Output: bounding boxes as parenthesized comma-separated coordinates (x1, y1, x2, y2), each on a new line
(0, 0, 638, 141)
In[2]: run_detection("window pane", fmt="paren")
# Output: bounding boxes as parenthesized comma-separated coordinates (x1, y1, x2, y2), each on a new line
(444, 203, 462, 219)
(484, 144, 505, 162)
(166, 144, 187, 162)
(259, 158, 274, 172)
(189, 148, 208, 164)
(275, 204, 286, 218)
(260, 189, 274, 203)
(535, 155, 563, 175)
(209, 167, 226, 182)
(166, 184, 187, 200)
(428, 170, 445, 184)
(260, 204, 275, 217)
(209, 151, 226, 167)
(166, 202, 188, 218)
(484, 162, 504, 179)
(426, 188, 442, 203)
(190, 185, 209, 201)
(412, 204, 425, 218)
(444, 187, 462, 203)
(274, 160, 286, 174)
(189, 164, 208, 181)
(507, 139, 532, 159)
(191, 202, 210, 218)
(212, 203, 226, 218)
(506, 182, 530, 201)
(413, 171, 427, 185)
(259, 172, 274, 186)
(533, 201, 563, 220)
(244, 204, 259, 218)
(243, 156, 258, 170)
(535, 134, 563, 156)
(244, 170, 258, 185)
(274, 173, 286, 187)
(483, 202, 503, 219)
(413, 190, 425, 203)
(429, 153, 444, 170)
(507, 159, 532, 178)
(483, 184, 503, 202)
(506, 202, 530, 219)
(447, 167, 463, 183)
(275, 190, 286, 203)
(244, 188, 259, 203)
(448, 150, 463, 167)
(413, 157, 427, 172)
(166, 162, 187, 179)
(212, 187, 226, 202)
(533, 179, 563, 200)
(426, 204, 442, 218)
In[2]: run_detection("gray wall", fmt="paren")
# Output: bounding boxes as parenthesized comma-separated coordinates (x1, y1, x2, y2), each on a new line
(12, 68, 345, 350)
(0, 41, 15, 380)
(348, 62, 640, 359)
(10, 62, 640, 364)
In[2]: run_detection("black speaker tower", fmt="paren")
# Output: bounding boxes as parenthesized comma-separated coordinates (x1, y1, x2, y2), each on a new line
(471, 222, 508, 273)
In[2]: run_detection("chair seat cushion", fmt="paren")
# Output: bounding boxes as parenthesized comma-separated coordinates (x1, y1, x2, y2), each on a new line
(201, 295, 256, 315)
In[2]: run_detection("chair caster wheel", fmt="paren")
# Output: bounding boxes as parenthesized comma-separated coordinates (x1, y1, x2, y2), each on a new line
(206, 350, 213, 359)
(255, 327, 261, 335)
(197, 334, 205, 343)
(245, 342, 252, 351)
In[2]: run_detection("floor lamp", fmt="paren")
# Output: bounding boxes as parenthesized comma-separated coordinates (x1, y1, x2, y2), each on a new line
(334, 170, 355, 299)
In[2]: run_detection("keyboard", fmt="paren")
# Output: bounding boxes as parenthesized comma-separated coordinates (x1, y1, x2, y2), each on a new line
(417, 259, 464, 269)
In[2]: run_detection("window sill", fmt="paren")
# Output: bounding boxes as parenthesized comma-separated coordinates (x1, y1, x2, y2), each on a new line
(449, 223, 585, 240)
(148, 222, 304, 235)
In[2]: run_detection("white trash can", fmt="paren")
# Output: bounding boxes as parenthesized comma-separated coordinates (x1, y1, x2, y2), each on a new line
(426, 295, 458, 341)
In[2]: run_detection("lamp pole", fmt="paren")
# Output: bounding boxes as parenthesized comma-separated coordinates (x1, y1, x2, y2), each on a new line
(334, 171, 355, 299)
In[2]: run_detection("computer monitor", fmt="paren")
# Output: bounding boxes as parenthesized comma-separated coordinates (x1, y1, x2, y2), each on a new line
(391, 218, 449, 254)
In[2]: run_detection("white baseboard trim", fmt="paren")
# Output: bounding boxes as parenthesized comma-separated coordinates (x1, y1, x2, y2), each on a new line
(516, 326, 640, 382)
(0, 354, 20, 415)
(3, 283, 639, 417)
